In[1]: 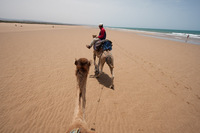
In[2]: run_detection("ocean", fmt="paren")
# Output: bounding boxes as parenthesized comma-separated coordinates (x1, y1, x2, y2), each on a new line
(108, 27, 200, 45)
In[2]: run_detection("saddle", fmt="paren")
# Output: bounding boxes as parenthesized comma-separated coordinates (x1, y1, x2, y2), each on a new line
(94, 39, 112, 51)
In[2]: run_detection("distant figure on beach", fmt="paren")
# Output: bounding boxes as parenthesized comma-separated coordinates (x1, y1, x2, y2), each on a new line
(186, 34, 189, 42)
(86, 23, 106, 49)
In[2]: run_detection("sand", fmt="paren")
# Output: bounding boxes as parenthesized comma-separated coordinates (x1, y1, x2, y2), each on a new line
(0, 23, 200, 133)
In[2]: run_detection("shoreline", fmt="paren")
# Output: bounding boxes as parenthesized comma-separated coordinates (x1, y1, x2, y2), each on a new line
(1, 20, 200, 45)
(138, 33, 200, 45)
(108, 27, 200, 45)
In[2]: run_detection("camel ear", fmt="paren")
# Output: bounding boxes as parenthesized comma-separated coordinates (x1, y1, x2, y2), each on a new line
(88, 61, 91, 66)
(75, 59, 78, 65)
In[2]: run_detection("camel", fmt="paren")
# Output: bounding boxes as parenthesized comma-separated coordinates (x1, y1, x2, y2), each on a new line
(88, 43, 114, 89)
(67, 58, 96, 133)
(95, 49, 114, 89)
(75, 58, 91, 113)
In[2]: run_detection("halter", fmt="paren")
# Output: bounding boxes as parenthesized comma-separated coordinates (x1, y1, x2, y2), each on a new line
(70, 128, 81, 133)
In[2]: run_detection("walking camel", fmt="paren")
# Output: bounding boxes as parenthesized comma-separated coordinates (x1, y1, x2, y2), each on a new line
(66, 58, 95, 133)
(87, 40, 114, 89)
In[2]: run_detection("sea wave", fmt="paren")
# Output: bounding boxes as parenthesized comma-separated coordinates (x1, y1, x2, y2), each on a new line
(108, 27, 200, 45)
(170, 32, 200, 39)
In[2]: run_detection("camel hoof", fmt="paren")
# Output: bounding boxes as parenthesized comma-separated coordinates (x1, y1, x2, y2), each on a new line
(110, 85, 114, 90)
(95, 70, 99, 76)
(95, 71, 102, 78)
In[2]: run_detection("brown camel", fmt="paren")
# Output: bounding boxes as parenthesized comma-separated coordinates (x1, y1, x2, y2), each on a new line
(67, 58, 96, 133)
(87, 43, 114, 89)
(75, 58, 90, 112)
(94, 49, 114, 89)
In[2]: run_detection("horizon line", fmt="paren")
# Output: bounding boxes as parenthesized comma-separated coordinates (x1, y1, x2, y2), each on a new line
(0, 18, 199, 32)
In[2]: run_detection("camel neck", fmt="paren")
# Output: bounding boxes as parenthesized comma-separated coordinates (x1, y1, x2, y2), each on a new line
(77, 74, 87, 89)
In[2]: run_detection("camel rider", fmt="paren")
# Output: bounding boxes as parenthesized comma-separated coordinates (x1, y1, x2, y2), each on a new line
(86, 23, 106, 49)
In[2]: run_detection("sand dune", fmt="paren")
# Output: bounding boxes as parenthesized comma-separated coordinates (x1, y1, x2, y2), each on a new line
(0, 23, 200, 133)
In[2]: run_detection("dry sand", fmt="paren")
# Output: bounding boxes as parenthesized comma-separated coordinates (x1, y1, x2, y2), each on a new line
(0, 23, 200, 133)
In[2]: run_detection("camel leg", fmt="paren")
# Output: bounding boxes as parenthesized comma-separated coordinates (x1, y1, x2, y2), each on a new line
(109, 66, 114, 89)
(99, 58, 106, 74)
(108, 56, 114, 89)
(96, 58, 100, 76)
(93, 52, 96, 66)
(96, 56, 104, 77)
(93, 52, 99, 75)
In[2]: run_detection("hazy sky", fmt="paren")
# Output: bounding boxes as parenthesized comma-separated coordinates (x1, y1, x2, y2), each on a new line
(0, 0, 200, 30)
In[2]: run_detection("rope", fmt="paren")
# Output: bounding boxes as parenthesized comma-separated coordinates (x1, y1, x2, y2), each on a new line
(70, 128, 81, 133)
(92, 86, 104, 128)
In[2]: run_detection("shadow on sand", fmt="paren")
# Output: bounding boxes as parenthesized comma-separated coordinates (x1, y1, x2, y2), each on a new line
(90, 72, 114, 90)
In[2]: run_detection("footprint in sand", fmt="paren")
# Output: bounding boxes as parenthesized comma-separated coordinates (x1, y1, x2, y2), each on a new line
(138, 129, 144, 132)
(184, 85, 192, 90)
(186, 101, 190, 105)
(195, 94, 200, 100)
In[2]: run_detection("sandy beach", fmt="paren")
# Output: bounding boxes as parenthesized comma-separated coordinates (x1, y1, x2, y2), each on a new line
(0, 23, 200, 133)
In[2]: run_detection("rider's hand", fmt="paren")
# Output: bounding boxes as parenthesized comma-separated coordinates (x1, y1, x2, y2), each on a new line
(86, 45, 91, 49)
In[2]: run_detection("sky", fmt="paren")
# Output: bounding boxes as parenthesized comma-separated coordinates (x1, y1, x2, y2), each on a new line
(0, 0, 200, 30)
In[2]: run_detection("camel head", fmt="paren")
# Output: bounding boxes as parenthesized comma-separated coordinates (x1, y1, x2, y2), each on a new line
(75, 58, 91, 77)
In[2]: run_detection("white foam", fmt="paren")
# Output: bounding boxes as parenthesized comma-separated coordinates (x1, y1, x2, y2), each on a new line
(170, 32, 200, 39)
(188, 34, 200, 39)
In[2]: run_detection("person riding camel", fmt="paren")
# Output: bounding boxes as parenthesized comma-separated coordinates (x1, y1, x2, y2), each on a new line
(86, 23, 106, 49)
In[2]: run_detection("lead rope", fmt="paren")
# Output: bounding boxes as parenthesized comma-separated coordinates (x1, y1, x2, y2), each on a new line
(91, 85, 104, 131)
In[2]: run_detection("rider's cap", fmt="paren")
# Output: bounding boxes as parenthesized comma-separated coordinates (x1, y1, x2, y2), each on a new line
(99, 23, 103, 27)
